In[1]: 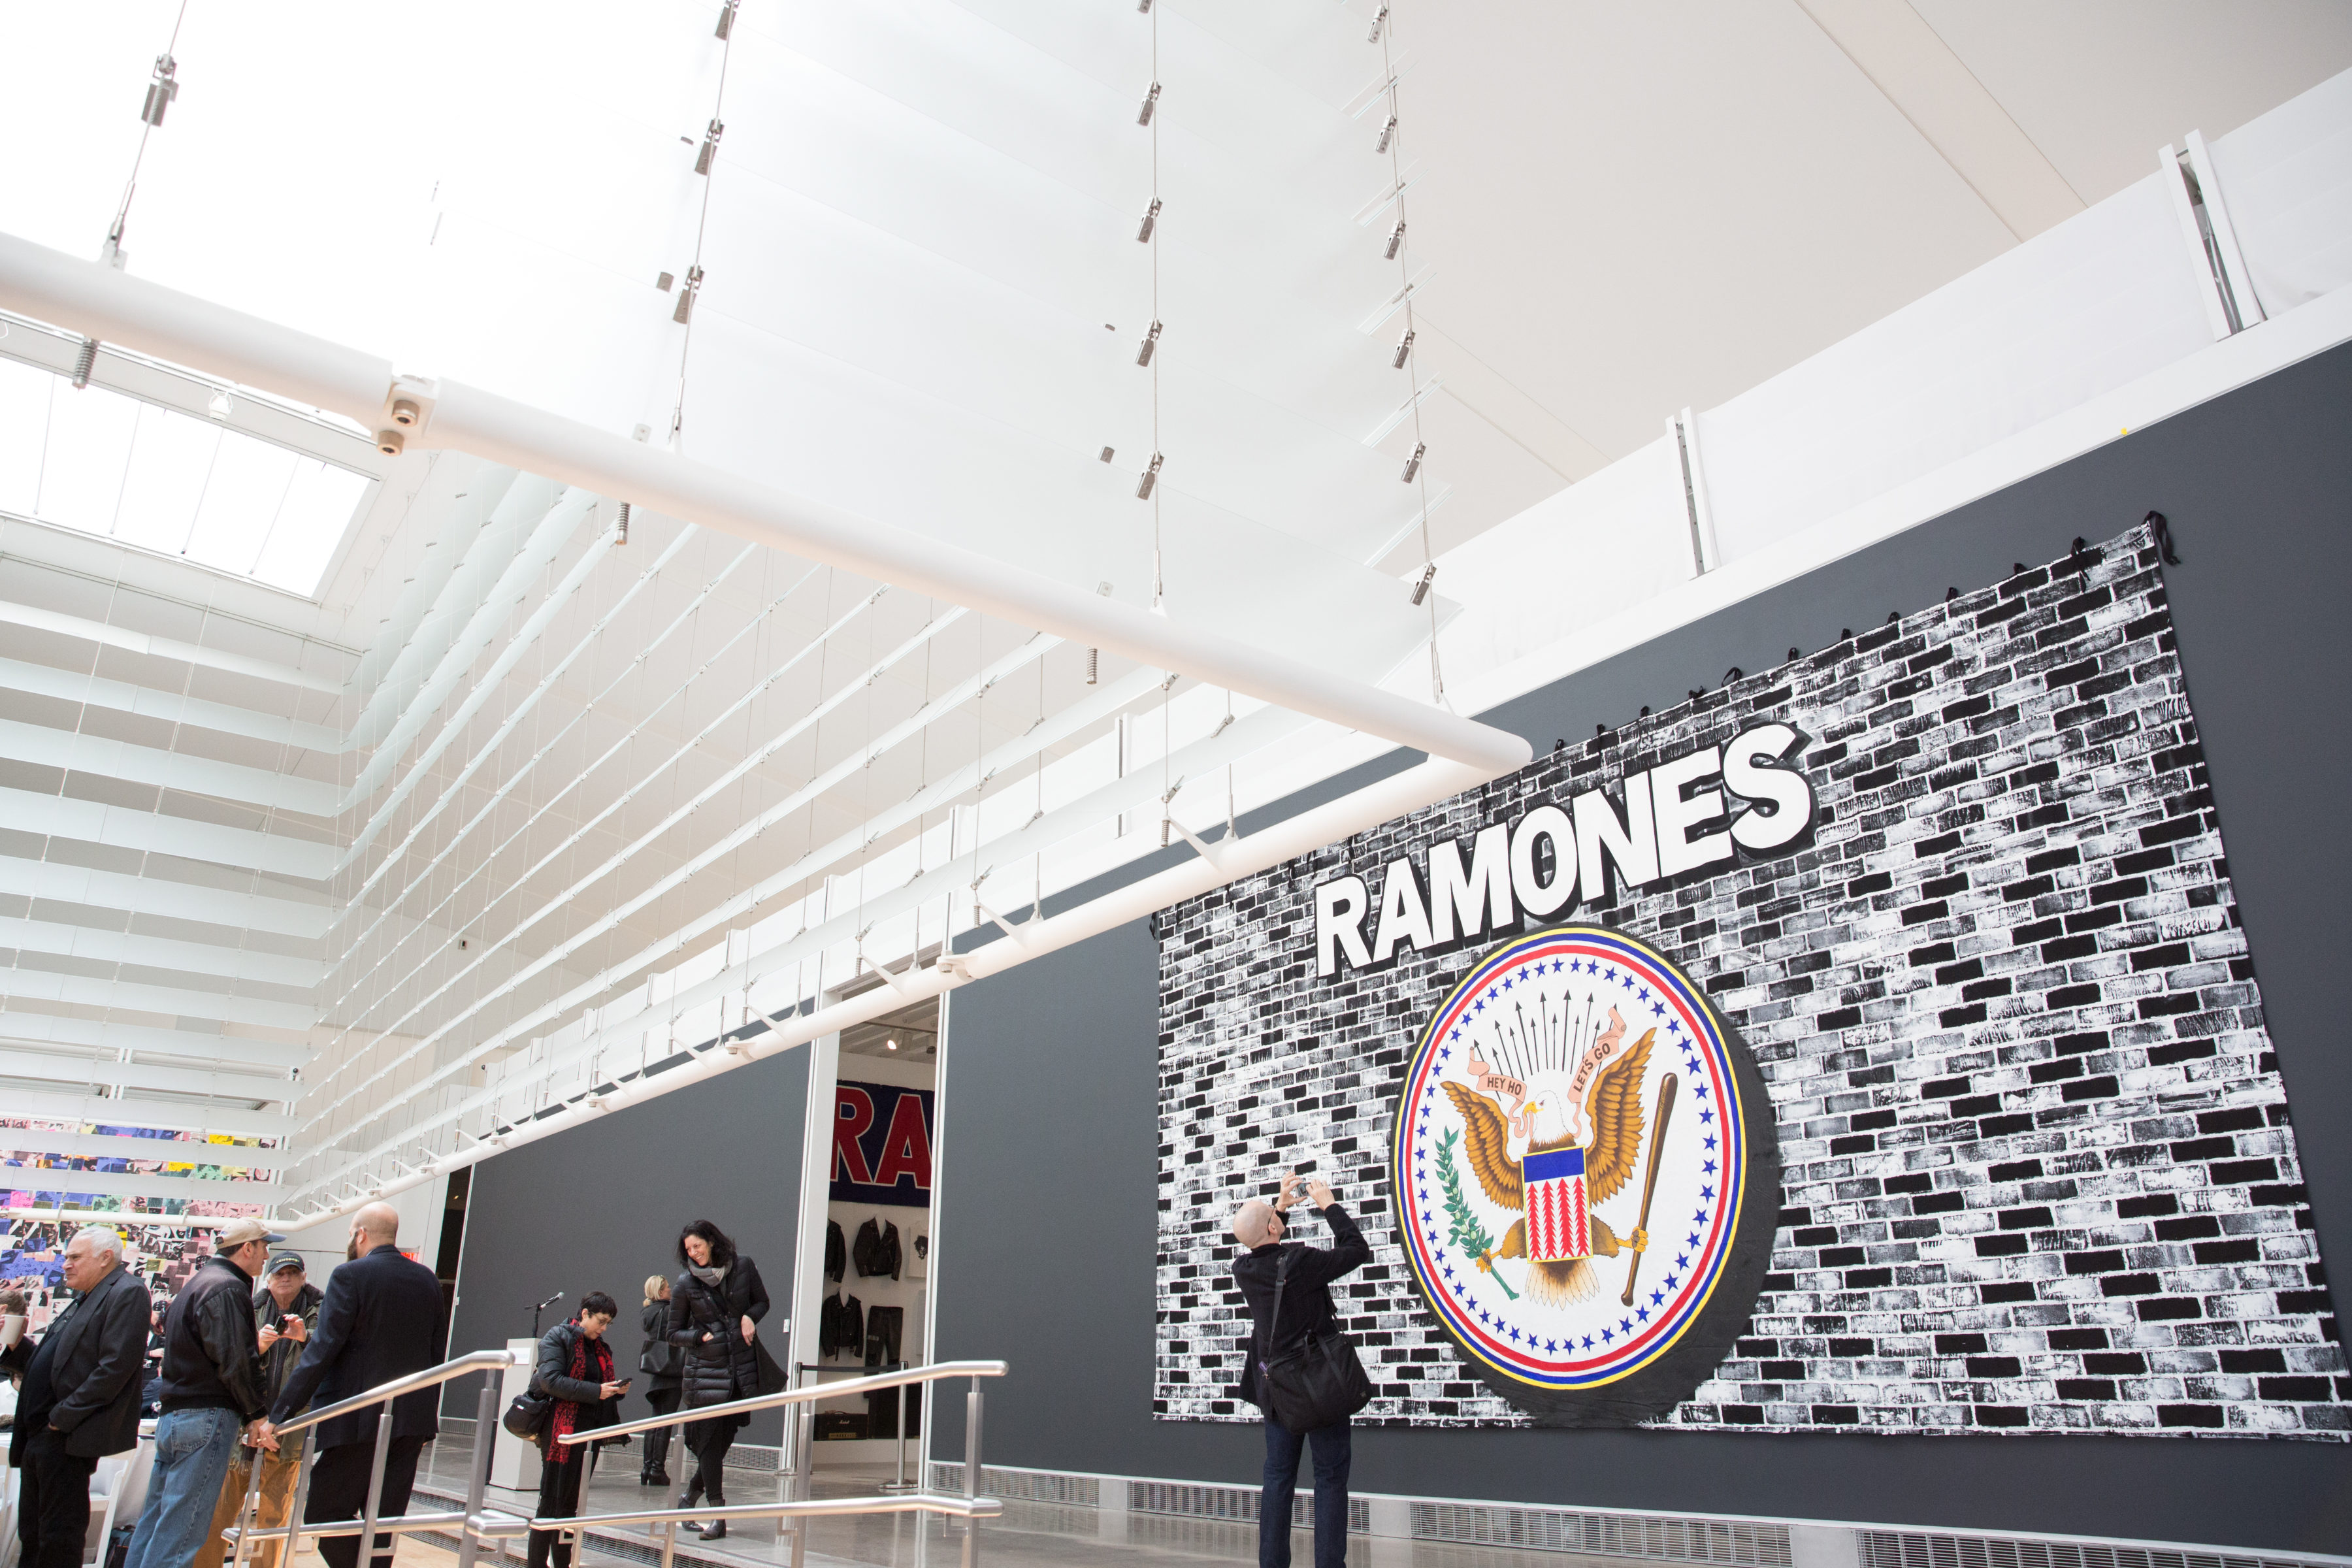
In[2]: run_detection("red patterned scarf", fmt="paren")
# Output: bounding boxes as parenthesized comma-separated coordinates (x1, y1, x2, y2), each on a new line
(549, 1324, 612, 1449)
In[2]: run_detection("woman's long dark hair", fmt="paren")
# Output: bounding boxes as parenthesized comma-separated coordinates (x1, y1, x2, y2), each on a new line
(677, 1218, 737, 1270)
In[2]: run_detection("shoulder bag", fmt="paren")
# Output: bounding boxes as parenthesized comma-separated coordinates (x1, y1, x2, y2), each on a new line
(1257, 1247, 1372, 1435)
(502, 1327, 563, 1445)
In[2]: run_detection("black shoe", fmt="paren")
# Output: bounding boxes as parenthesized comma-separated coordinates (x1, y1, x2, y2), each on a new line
(699, 1521, 727, 1542)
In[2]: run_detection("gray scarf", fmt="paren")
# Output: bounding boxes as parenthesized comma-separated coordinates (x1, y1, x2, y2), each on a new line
(687, 1261, 729, 1288)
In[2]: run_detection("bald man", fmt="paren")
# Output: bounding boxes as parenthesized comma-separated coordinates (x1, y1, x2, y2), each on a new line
(1232, 1173, 1367, 1568)
(265, 1205, 444, 1568)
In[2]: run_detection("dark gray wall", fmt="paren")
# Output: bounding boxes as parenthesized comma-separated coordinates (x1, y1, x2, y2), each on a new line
(933, 340, 2352, 1552)
(446, 1045, 808, 1445)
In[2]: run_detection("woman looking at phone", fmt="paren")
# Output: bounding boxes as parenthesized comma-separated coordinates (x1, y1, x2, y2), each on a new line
(527, 1291, 628, 1568)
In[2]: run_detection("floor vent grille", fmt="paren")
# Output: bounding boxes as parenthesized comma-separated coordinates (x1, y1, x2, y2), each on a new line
(1861, 1535, 2325, 1568)
(1417, 1504, 1790, 1565)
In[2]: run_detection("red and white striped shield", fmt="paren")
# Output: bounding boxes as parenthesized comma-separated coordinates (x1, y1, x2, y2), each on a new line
(1522, 1145, 1591, 1262)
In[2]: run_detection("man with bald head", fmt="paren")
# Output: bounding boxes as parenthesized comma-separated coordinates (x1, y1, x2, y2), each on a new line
(1232, 1172, 1367, 1568)
(265, 1203, 444, 1568)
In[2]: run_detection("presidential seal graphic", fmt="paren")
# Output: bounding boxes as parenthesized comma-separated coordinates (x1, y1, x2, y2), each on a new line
(1392, 924, 1779, 1424)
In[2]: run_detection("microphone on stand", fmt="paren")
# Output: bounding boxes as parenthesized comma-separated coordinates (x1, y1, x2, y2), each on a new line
(531, 1292, 564, 1338)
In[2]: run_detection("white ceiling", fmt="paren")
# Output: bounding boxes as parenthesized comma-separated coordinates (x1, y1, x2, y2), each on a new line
(1, 0, 2346, 1217)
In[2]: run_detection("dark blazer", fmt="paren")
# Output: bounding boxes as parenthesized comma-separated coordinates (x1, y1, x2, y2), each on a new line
(0, 1262, 152, 1462)
(268, 1244, 445, 1449)
(1231, 1202, 1369, 1407)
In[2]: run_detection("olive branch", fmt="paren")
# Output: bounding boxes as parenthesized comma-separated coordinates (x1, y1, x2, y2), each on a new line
(1436, 1126, 1518, 1301)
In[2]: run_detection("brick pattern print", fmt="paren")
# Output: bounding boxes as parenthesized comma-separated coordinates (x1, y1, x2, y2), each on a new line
(1155, 526, 2347, 1437)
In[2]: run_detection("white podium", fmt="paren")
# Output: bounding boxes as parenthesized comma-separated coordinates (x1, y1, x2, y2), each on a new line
(490, 1337, 540, 1491)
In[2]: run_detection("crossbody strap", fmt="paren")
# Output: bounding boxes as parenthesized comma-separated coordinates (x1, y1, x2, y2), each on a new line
(1259, 1247, 1294, 1373)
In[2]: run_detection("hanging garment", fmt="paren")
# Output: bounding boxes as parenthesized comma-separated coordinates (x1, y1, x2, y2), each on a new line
(862, 1305, 903, 1368)
(851, 1218, 886, 1277)
(824, 1221, 845, 1283)
(878, 1222, 902, 1281)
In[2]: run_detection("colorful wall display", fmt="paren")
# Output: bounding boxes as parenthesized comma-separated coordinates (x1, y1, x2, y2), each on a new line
(1155, 525, 2345, 1437)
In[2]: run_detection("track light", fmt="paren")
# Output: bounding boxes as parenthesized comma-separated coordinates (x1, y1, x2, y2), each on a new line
(1137, 452, 1163, 500)
(1086, 648, 1099, 685)
(205, 390, 233, 419)
(1138, 83, 1160, 126)
(673, 263, 703, 323)
(1384, 220, 1405, 261)
(71, 338, 97, 389)
(616, 502, 631, 545)
(1392, 328, 1414, 370)
(1400, 442, 1424, 483)
(715, 0, 738, 39)
(1375, 114, 1397, 154)
(140, 55, 178, 127)
(1409, 563, 1435, 606)
(694, 119, 724, 175)
(1136, 320, 1161, 367)
(1137, 0, 1151, 11)
(1137, 198, 1161, 243)
(1369, 6, 1388, 42)
(1099, 446, 1115, 463)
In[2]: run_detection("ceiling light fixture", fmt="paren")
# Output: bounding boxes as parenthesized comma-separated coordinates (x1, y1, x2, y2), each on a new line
(1401, 442, 1424, 483)
(140, 54, 178, 127)
(71, 338, 98, 389)
(1136, 452, 1162, 500)
(1086, 648, 1099, 685)
(1384, 220, 1405, 261)
(1136, 321, 1161, 367)
(885, 1037, 898, 1051)
(1138, 83, 1160, 126)
(694, 119, 724, 176)
(1375, 114, 1397, 155)
(1136, 198, 1160, 244)
(206, 389, 233, 419)
(1391, 328, 1414, 370)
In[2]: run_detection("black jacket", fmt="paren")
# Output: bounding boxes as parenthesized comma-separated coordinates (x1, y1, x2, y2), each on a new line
(533, 1322, 622, 1445)
(637, 1301, 680, 1388)
(818, 1292, 862, 1359)
(1231, 1203, 1369, 1407)
(254, 1282, 324, 1403)
(665, 1257, 769, 1417)
(155, 1254, 267, 1421)
(851, 1218, 900, 1281)
(269, 1244, 446, 1448)
(824, 1220, 845, 1282)
(1, 1263, 151, 1463)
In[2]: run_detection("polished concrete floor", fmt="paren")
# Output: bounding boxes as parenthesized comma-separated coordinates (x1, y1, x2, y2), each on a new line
(402, 1441, 1605, 1568)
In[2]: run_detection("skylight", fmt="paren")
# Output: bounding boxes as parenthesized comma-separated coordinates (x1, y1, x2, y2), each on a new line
(0, 354, 370, 596)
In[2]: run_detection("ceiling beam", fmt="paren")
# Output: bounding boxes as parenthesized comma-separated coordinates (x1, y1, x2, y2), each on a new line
(0, 965, 319, 1034)
(0, 1047, 292, 1103)
(0, 655, 347, 755)
(0, 1166, 285, 1204)
(0, 783, 336, 882)
(0, 1084, 293, 1137)
(0, 914, 326, 991)
(0, 1011, 310, 1070)
(0, 855, 333, 942)
(0, 596, 341, 696)
(0, 1124, 283, 1165)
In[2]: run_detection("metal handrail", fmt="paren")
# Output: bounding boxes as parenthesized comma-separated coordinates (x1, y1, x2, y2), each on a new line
(557, 1356, 1007, 1444)
(273, 1346, 523, 1434)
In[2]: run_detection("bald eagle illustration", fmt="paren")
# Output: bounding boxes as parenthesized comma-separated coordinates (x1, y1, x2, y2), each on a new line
(1442, 1029, 1654, 1305)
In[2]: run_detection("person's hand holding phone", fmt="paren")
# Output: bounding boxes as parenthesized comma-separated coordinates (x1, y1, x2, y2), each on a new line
(1306, 1177, 1335, 1210)
(600, 1379, 629, 1400)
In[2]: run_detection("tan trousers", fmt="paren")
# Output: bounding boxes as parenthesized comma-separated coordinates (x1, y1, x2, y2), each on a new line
(195, 1445, 302, 1568)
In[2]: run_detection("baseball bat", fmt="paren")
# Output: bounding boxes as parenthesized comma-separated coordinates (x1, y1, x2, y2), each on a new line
(1620, 1073, 1678, 1307)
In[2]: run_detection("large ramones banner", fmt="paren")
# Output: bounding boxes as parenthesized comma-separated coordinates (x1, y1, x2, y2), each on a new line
(1154, 525, 2347, 1437)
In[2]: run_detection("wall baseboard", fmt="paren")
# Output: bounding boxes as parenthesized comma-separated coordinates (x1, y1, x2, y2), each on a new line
(925, 1463, 2351, 1568)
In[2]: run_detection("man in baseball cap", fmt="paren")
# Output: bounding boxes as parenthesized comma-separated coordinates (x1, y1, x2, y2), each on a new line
(120, 1220, 281, 1568)
(193, 1252, 319, 1568)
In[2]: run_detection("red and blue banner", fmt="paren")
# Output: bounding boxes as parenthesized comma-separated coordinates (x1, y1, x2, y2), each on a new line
(829, 1080, 934, 1208)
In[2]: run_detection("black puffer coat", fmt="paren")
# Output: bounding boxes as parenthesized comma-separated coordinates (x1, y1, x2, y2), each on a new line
(638, 1300, 681, 1389)
(666, 1257, 770, 1424)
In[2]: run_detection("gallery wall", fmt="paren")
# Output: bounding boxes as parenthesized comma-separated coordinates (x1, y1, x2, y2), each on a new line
(444, 1043, 810, 1446)
(931, 340, 2352, 1552)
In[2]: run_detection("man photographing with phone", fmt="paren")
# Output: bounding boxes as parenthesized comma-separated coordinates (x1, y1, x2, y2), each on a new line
(1232, 1169, 1369, 1568)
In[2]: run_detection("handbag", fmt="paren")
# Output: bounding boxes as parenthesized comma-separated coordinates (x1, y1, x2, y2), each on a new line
(502, 1388, 553, 1445)
(1256, 1248, 1372, 1435)
(752, 1329, 788, 1397)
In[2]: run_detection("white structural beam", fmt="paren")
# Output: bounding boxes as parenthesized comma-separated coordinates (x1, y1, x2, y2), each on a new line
(0, 1012, 310, 1070)
(0, 1085, 294, 1137)
(0, 597, 342, 696)
(0, 1124, 282, 1166)
(0, 967, 319, 1033)
(0, 232, 1529, 779)
(0, 917, 326, 991)
(0, 1166, 286, 1204)
(0, 856, 334, 941)
(0, 655, 348, 754)
(0, 785, 337, 881)
(0, 1047, 291, 1103)
(0, 717, 340, 819)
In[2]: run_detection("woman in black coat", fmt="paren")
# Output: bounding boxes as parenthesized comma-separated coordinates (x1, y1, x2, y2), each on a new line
(636, 1274, 682, 1486)
(664, 1220, 770, 1539)
(528, 1292, 627, 1568)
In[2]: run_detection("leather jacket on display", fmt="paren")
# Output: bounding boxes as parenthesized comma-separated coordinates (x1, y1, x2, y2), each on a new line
(825, 1220, 845, 1282)
(851, 1218, 902, 1281)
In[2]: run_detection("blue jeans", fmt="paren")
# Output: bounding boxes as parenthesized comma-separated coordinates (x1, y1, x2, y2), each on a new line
(123, 1407, 242, 1568)
(1260, 1414, 1350, 1568)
